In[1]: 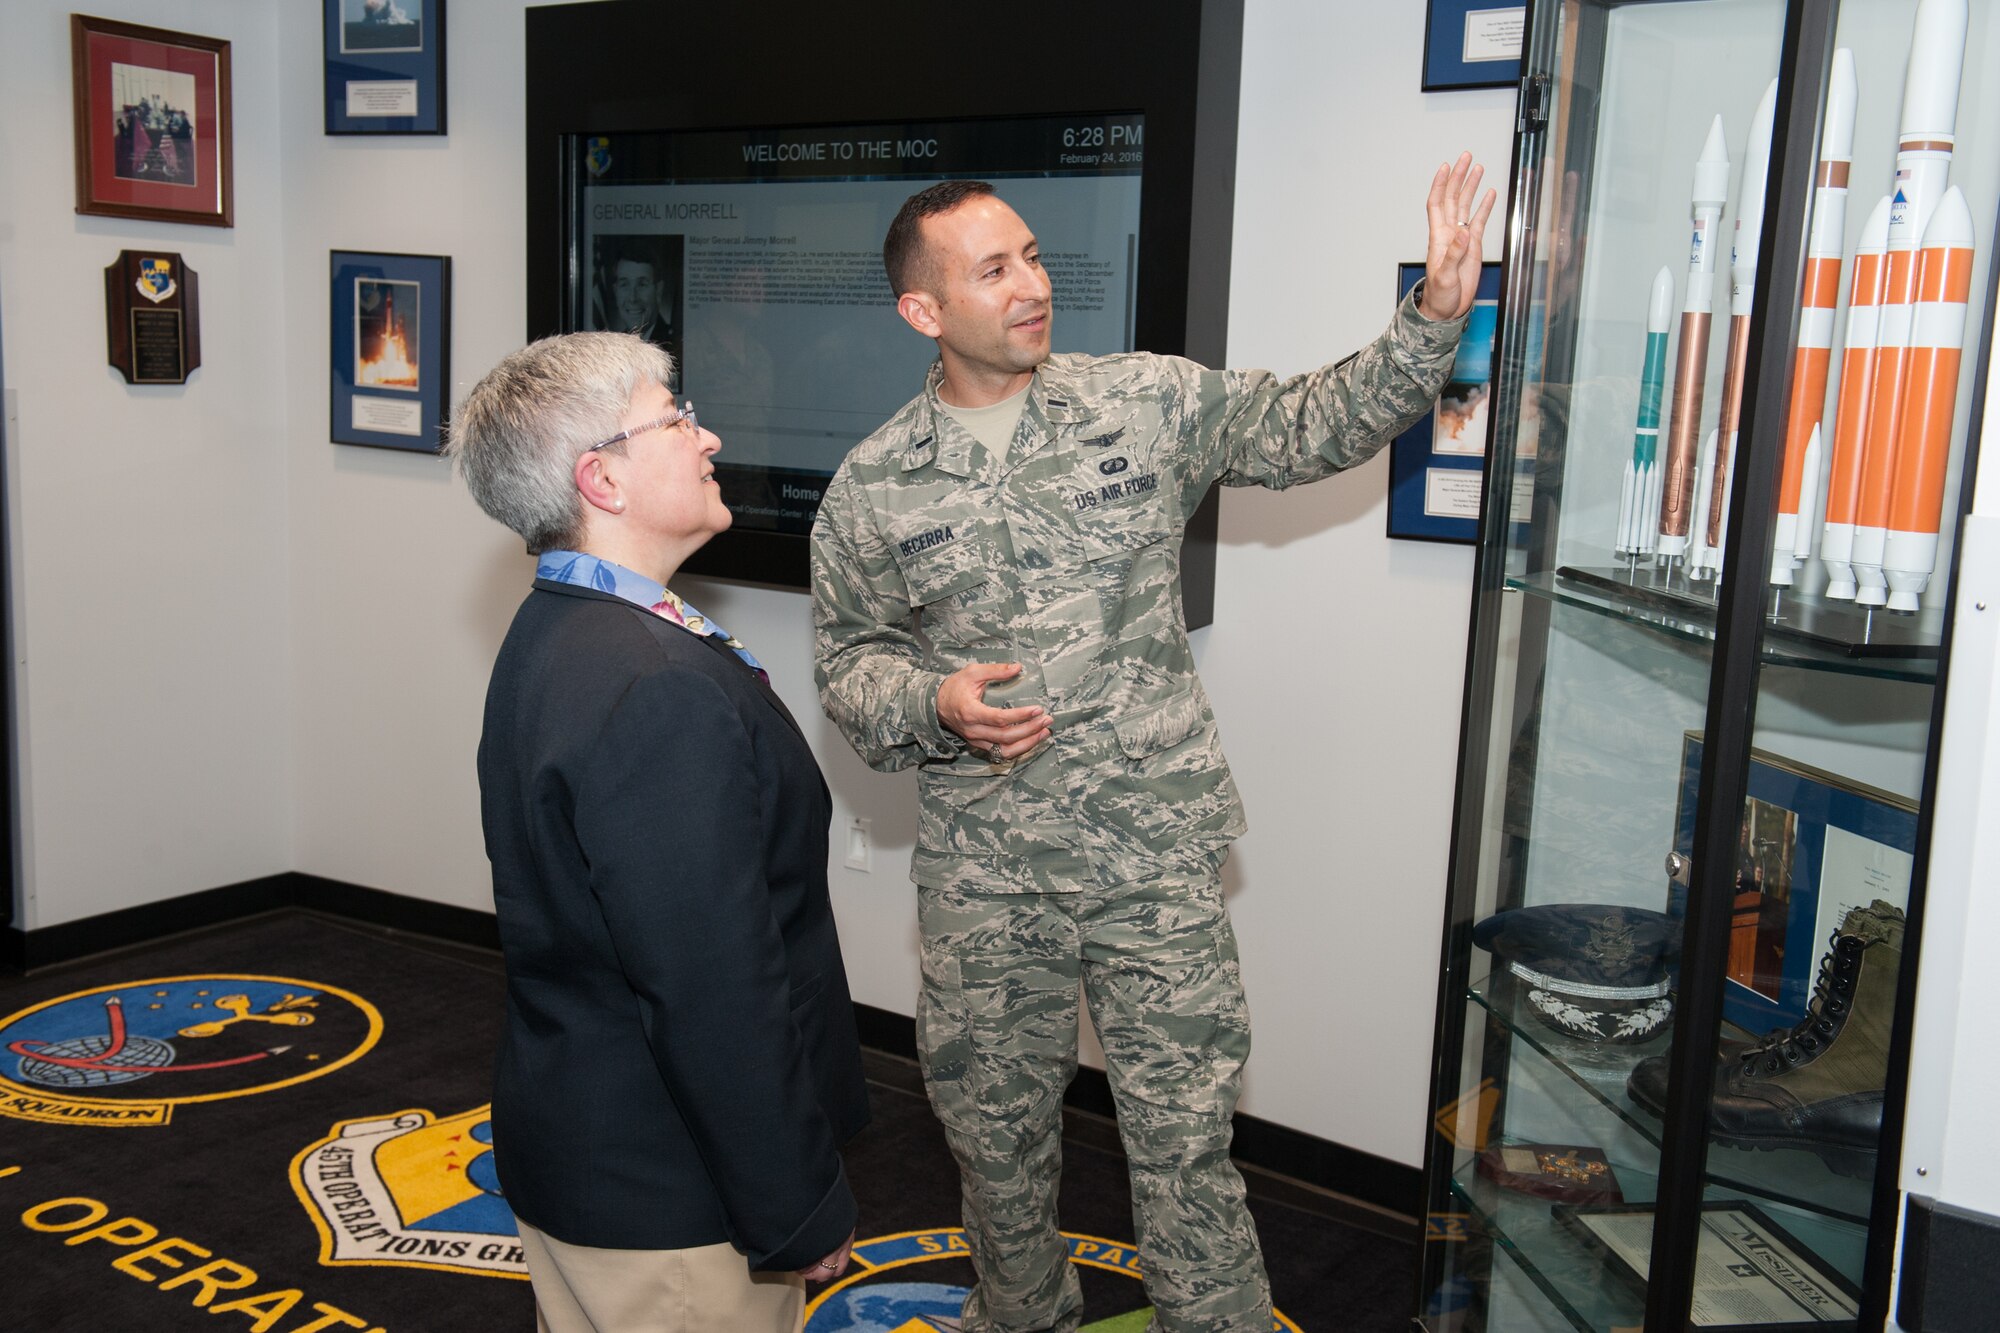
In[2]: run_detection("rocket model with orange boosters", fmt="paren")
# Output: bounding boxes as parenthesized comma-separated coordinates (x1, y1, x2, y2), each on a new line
(1772, 50, 1857, 587)
(1848, 0, 1967, 606)
(1820, 196, 1892, 599)
(1656, 115, 1730, 568)
(1881, 187, 1975, 612)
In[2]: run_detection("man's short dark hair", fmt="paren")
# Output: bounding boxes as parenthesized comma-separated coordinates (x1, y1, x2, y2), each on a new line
(883, 179, 996, 298)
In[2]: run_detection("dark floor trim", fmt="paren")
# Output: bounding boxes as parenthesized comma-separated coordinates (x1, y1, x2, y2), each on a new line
(292, 874, 502, 952)
(1, 872, 500, 975)
(3, 880, 1420, 1221)
(2, 873, 296, 972)
(851, 1001, 1422, 1220)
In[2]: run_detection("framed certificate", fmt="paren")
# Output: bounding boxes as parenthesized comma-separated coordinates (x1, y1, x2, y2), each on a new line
(323, 0, 446, 135)
(1556, 1201, 1862, 1327)
(1423, 1, 1527, 92)
(330, 251, 451, 453)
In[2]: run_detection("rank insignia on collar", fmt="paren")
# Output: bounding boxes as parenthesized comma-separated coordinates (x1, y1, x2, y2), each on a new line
(1079, 428, 1125, 448)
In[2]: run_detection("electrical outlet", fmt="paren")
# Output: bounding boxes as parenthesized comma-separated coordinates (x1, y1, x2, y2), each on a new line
(844, 817, 872, 872)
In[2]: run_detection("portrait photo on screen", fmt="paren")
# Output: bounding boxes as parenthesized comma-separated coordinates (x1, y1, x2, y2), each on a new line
(590, 233, 685, 392)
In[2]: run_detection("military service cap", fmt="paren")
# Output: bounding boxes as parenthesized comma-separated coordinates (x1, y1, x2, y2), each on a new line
(1474, 904, 1678, 1044)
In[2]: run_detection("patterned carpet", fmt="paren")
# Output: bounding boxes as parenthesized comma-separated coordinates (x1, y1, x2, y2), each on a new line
(0, 911, 1414, 1331)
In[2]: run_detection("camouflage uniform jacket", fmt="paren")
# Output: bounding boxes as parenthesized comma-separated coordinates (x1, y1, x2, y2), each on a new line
(812, 291, 1464, 894)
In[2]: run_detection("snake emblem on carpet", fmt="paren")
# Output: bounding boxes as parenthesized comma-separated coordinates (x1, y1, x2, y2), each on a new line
(0, 975, 382, 1128)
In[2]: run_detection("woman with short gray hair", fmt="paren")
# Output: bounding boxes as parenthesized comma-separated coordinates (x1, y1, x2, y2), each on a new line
(450, 331, 869, 1333)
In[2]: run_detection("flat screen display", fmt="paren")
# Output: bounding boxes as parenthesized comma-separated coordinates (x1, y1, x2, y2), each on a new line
(569, 113, 1144, 539)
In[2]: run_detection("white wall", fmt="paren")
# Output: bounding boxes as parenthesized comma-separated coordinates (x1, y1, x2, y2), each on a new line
(0, 1, 293, 932)
(1201, 3, 1512, 1158)
(1, 0, 1517, 1163)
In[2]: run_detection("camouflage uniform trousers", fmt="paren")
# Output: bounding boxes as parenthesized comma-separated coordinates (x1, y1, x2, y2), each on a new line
(915, 863, 1268, 1333)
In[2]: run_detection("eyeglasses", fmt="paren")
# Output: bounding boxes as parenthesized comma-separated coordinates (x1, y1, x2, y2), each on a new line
(590, 402, 698, 453)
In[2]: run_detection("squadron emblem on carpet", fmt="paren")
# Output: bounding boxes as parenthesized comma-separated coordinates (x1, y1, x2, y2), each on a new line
(0, 975, 381, 1127)
(804, 1229, 1301, 1332)
(292, 1105, 529, 1279)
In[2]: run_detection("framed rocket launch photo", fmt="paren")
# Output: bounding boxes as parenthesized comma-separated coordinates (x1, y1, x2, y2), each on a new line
(70, 15, 233, 227)
(330, 250, 451, 453)
(1388, 261, 1502, 543)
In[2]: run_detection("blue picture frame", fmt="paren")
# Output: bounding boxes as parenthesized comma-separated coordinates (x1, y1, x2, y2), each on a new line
(322, 0, 445, 135)
(330, 250, 450, 453)
(1423, 0, 1526, 92)
(1387, 262, 1501, 544)
(1671, 734, 1918, 1038)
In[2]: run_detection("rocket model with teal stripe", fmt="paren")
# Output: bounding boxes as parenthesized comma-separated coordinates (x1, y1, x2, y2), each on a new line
(1617, 266, 1675, 558)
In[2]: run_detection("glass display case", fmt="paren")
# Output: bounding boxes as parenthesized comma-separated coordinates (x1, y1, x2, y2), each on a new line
(1417, 0, 1998, 1328)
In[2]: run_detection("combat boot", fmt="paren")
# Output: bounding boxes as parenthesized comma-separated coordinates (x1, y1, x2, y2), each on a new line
(1625, 900, 1903, 1179)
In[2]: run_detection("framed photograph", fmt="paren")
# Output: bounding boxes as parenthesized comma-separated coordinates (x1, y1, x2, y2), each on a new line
(323, 0, 446, 135)
(1672, 734, 1918, 1038)
(1423, 1, 1527, 92)
(330, 251, 451, 453)
(1387, 262, 1502, 543)
(1554, 1200, 1862, 1326)
(71, 16, 233, 227)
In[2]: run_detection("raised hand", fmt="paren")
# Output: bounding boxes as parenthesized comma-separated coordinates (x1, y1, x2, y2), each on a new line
(1420, 152, 1499, 322)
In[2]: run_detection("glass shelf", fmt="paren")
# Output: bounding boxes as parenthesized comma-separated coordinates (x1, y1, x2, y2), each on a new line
(1505, 569, 1940, 684)
(1451, 1155, 1866, 1333)
(1452, 1166, 1648, 1333)
(1467, 977, 1874, 1225)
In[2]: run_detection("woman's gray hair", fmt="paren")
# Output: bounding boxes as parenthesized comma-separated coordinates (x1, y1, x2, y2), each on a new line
(447, 332, 675, 553)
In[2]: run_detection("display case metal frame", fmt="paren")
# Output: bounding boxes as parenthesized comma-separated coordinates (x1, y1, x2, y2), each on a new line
(1416, 0, 1995, 1327)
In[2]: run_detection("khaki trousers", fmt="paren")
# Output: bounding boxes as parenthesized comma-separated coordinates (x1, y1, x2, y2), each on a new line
(514, 1216, 806, 1333)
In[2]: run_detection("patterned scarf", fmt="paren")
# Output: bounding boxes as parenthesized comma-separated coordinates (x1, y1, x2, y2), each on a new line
(535, 551, 768, 683)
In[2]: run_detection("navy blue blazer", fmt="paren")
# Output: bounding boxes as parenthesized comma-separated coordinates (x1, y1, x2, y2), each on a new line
(478, 578, 869, 1269)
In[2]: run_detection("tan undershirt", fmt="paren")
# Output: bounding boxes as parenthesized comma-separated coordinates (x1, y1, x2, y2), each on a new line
(939, 383, 1031, 463)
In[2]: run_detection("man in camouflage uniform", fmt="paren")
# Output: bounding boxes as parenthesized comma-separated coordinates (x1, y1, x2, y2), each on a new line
(811, 161, 1495, 1332)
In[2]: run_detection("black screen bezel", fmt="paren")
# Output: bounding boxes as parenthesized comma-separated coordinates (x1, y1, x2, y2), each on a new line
(525, 0, 1238, 613)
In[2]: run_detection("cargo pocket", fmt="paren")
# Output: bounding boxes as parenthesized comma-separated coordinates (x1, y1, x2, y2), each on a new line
(898, 529, 1004, 645)
(1113, 687, 1207, 761)
(1102, 688, 1236, 853)
(1074, 484, 1177, 647)
(915, 946, 982, 1136)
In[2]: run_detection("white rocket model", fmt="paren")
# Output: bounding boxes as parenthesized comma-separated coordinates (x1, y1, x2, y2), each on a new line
(1772, 49, 1857, 586)
(1850, 0, 1968, 606)
(1618, 267, 1676, 558)
(1691, 78, 1778, 582)
(1882, 187, 1975, 611)
(1657, 115, 1730, 567)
